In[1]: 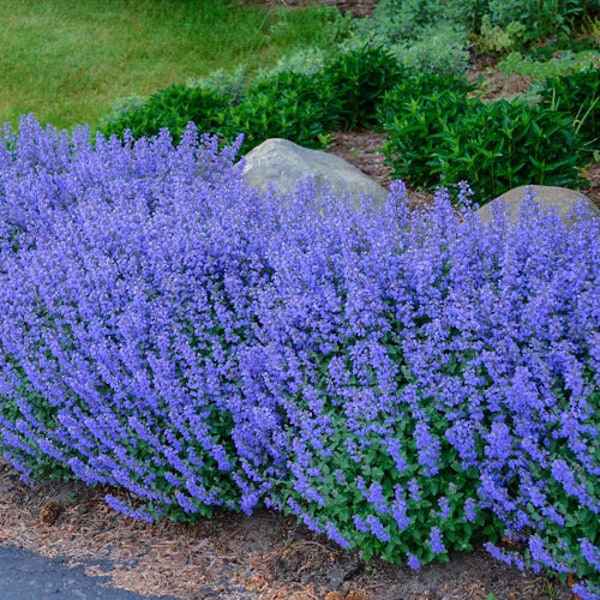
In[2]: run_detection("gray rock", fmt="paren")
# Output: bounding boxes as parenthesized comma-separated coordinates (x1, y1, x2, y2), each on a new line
(240, 138, 388, 210)
(477, 185, 600, 224)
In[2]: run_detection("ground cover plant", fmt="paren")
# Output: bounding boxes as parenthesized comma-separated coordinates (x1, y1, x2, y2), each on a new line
(3, 2, 600, 598)
(0, 117, 599, 598)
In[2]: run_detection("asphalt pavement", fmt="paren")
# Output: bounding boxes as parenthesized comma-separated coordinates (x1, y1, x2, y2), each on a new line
(0, 545, 179, 600)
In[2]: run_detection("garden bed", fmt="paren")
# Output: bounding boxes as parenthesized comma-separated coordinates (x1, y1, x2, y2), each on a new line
(1, 2, 600, 599)
(0, 459, 572, 600)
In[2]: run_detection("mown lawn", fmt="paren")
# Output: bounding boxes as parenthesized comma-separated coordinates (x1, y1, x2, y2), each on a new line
(0, 0, 346, 129)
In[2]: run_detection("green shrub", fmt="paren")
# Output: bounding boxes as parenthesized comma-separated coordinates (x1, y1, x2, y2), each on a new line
(349, 0, 478, 46)
(347, 2, 472, 77)
(380, 87, 470, 191)
(486, 0, 600, 46)
(394, 23, 471, 77)
(350, 0, 600, 62)
(376, 72, 476, 185)
(539, 63, 600, 156)
(320, 45, 403, 130)
(469, 15, 526, 55)
(100, 84, 231, 144)
(218, 70, 339, 154)
(219, 45, 403, 149)
(381, 88, 584, 201)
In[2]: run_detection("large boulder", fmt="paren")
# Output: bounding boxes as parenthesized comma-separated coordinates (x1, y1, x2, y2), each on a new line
(240, 138, 389, 210)
(477, 185, 600, 224)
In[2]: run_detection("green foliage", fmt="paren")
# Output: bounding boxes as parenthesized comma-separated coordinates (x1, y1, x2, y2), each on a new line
(539, 64, 600, 155)
(320, 45, 403, 130)
(395, 23, 471, 77)
(380, 86, 584, 201)
(498, 50, 600, 82)
(378, 70, 476, 104)
(485, 0, 600, 46)
(100, 85, 232, 144)
(376, 71, 475, 189)
(470, 15, 526, 55)
(348, 3, 471, 77)
(349, 0, 479, 46)
(218, 70, 338, 154)
(349, 0, 600, 66)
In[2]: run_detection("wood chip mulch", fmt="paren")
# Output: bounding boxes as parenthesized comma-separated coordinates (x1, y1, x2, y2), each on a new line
(0, 455, 575, 600)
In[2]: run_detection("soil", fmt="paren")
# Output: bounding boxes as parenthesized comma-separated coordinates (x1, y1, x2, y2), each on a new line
(0, 461, 574, 600)
(1, 1, 599, 599)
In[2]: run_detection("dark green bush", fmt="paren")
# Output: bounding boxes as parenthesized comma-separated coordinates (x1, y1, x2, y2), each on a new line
(377, 71, 475, 124)
(219, 45, 404, 150)
(539, 64, 600, 156)
(376, 72, 475, 189)
(320, 45, 403, 130)
(100, 85, 231, 144)
(379, 88, 468, 190)
(381, 86, 584, 201)
(218, 70, 339, 154)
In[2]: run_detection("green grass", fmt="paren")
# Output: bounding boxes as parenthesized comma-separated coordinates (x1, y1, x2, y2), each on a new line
(0, 0, 349, 130)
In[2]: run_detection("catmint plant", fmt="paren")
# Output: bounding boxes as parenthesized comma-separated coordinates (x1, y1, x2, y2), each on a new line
(0, 116, 599, 597)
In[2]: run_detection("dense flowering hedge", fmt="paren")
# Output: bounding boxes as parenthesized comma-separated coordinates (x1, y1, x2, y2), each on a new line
(1, 116, 599, 598)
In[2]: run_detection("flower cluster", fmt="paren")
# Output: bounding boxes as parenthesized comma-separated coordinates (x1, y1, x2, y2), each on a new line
(0, 116, 598, 597)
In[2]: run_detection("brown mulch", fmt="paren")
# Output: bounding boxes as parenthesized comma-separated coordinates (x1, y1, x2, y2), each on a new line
(0, 459, 573, 600)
